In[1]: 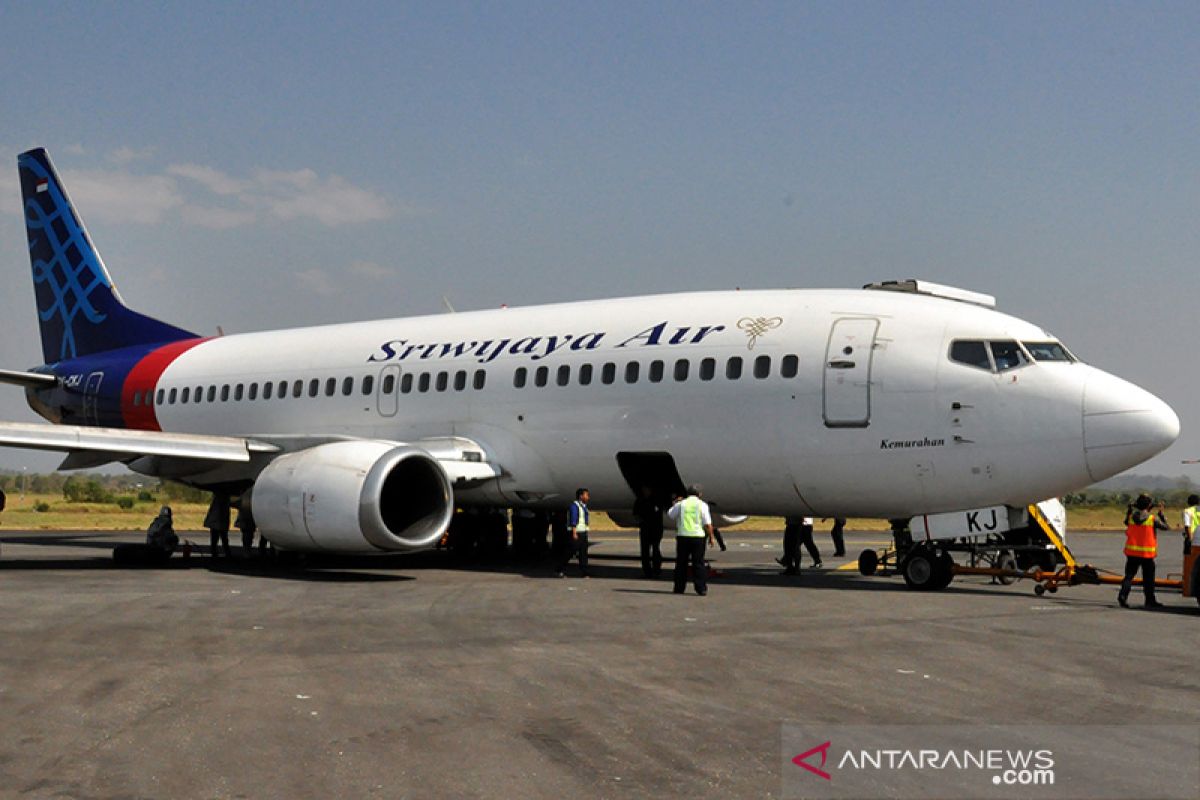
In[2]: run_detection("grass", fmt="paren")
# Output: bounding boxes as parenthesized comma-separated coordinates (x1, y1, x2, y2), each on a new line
(0, 492, 1158, 533)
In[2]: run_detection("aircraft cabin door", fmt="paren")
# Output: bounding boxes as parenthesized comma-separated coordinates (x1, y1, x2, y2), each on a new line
(377, 365, 400, 417)
(823, 318, 879, 428)
(83, 371, 104, 426)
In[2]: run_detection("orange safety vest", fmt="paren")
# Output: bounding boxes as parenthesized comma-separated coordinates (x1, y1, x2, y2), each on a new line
(1124, 514, 1157, 559)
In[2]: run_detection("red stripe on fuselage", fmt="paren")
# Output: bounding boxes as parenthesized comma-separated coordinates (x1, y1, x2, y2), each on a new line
(121, 339, 209, 431)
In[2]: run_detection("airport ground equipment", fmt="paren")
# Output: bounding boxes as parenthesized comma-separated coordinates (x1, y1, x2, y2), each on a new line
(857, 500, 1070, 591)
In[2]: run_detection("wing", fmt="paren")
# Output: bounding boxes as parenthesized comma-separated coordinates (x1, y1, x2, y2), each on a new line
(0, 421, 500, 485)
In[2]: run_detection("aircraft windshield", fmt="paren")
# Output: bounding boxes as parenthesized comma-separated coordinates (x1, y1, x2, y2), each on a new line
(1022, 341, 1075, 362)
(989, 341, 1029, 372)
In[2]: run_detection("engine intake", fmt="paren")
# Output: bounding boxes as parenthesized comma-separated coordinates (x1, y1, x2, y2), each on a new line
(252, 441, 453, 553)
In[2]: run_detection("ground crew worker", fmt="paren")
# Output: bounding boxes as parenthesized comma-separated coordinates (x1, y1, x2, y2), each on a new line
(557, 488, 590, 577)
(1118, 494, 1168, 609)
(828, 517, 847, 557)
(235, 494, 256, 557)
(204, 492, 232, 559)
(633, 486, 664, 578)
(797, 517, 821, 568)
(668, 485, 715, 595)
(778, 516, 803, 575)
(1182, 494, 1199, 555)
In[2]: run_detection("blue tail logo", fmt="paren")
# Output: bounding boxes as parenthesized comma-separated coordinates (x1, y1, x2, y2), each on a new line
(18, 148, 196, 364)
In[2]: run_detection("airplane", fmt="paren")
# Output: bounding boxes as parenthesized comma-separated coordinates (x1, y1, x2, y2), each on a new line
(0, 147, 1180, 559)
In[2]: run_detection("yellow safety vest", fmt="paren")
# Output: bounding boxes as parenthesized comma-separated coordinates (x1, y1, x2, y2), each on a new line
(678, 496, 706, 537)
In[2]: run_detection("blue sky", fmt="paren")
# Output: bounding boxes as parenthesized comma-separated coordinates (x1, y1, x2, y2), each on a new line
(0, 2, 1196, 476)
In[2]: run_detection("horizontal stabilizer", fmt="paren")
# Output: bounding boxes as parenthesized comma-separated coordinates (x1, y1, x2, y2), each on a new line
(0, 368, 58, 389)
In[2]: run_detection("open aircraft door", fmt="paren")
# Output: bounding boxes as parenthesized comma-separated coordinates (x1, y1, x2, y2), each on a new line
(83, 371, 103, 426)
(823, 318, 878, 428)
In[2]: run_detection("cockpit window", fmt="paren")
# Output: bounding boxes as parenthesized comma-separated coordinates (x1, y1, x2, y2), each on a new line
(1022, 341, 1074, 362)
(950, 340, 991, 370)
(990, 340, 1029, 372)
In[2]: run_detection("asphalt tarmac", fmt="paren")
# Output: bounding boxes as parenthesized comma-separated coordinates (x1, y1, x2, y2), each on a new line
(0, 527, 1196, 799)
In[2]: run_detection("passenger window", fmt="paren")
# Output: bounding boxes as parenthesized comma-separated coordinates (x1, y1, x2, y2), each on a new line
(625, 362, 640, 384)
(235, 384, 244, 401)
(949, 340, 991, 371)
(454, 370, 467, 391)
(325, 378, 336, 397)
(401, 374, 413, 393)
(674, 359, 689, 381)
(1022, 341, 1073, 362)
(222, 385, 231, 402)
(534, 366, 549, 387)
(292, 380, 303, 398)
(700, 358, 715, 381)
(206, 386, 216, 402)
(418, 373, 431, 393)
(168, 388, 178, 404)
(601, 362, 616, 385)
(181, 387, 190, 403)
(473, 370, 486, 390)
(132, 391, 141, 407)
(342, 377, 354, 396)
(781, 354, 798, 378)
(278, 381, 287, 399)
(263, 382, 273, 400)
(362, 375, 374, 395)
(514, 367, 528, 388)
(156, 389, 165, 405)
(382, 374, 396, 395)
(556, 365, 570, 386)
(308, 379, 319, 398)
(726, 357, 743, 380)
(436, 372, 449, 392)
(578, 364, 593, 386)
(990, 341, 1029, 372)
(648, 360, 664, 383)
(248, 383, 258, 401)
(754, 355, 771, 379)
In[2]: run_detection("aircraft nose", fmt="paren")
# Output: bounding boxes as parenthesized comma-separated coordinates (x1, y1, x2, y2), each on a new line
(1083, 369, 1180, 482)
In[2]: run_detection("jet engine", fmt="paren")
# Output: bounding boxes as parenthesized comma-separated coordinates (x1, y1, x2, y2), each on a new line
(252, 441, 453, 553)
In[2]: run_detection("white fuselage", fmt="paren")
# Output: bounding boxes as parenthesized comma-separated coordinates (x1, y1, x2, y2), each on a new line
(142, 288, 1177, 519)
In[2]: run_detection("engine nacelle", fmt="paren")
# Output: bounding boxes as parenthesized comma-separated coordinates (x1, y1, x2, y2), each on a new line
(252, 441, 453, 553)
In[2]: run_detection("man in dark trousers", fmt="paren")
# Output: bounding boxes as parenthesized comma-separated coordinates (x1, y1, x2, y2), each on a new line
(668, 485, 715, 595)
(779, 516, 803, 574)
(798, 516, 822, 567)
(828, 517, 847, 557)
(557, 488, 590, 577)
(1118, 494, 1168, 608)
(204, 492, 232, 559)
(633, 486, 664, 578)
(235, 494, 257, 558)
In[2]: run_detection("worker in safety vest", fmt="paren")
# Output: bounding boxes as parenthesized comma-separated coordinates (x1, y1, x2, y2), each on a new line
(1118, 494, 1168, 609)
(668, 485, 715, 595)
(557, 488, 591, 578)
(1182, 494, 1199, 556)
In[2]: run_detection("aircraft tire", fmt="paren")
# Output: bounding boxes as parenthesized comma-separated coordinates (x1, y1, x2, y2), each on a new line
(858, 549, 879, 576)
(995, 551, 1018, 585)
(929, 552, 955, 590)
(900, 546, 938, 590)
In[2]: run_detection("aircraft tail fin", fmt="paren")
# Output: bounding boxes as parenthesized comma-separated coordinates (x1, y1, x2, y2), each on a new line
(17, 148, 197, 364)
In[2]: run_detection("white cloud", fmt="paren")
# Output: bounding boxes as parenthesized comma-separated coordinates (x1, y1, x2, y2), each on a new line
(17, 152, 399, 229)
(61, 169, 183, 225)
(346, 260, 396, 279)
(252, 169, 392, 226)
(296, 268, 339, 296)
(179, 204, 257, 229)
(167, 163, 248, 196)
(108, 146, 156, 164)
